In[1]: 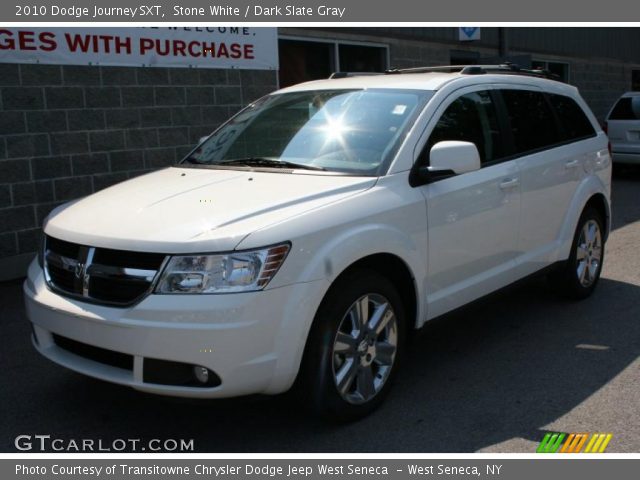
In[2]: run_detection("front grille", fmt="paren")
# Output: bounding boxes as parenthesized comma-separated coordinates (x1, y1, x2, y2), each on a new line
(44, 235, 167, 307)
(53, 334, 134, 371)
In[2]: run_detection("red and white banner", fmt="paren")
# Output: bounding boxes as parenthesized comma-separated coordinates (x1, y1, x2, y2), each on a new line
(0, 27, 278, 70)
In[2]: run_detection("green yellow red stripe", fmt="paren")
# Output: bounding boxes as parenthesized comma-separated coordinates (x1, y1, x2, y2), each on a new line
(537, 432, 612, 453)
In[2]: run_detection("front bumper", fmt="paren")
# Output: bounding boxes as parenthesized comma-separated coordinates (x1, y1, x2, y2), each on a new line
(24, 259, 328, 398)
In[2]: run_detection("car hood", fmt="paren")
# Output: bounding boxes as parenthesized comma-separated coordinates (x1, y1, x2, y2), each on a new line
(44, 167, 377, 253)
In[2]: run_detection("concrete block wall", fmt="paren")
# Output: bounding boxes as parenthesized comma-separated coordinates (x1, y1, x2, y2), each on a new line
(0, 63, 277, 279)
(388, 42, 450, 69)
(570, 60, 636, 121)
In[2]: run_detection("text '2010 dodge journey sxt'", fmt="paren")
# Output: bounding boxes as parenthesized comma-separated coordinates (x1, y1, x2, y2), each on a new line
(25, 65, 611, 420)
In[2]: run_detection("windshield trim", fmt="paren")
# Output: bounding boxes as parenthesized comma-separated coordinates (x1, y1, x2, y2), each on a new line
(178, 88, 433, 177)
(174, 163, 373, 177)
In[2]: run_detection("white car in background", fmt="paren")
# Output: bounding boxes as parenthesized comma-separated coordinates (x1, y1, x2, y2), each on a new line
(24, 65, 611, 420)
(605, 91, 640, 164)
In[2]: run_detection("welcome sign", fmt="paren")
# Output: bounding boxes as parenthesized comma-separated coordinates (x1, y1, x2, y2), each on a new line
(0, 27, 278, 69)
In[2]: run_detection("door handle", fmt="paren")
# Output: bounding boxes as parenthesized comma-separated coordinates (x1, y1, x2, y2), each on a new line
(565, 159, 580, 169)
(499, 178, 520, 190)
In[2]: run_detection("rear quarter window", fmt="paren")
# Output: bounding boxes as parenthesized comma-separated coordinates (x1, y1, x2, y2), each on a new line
(548, 94, 596, 141)
(609, 97, 640, 120)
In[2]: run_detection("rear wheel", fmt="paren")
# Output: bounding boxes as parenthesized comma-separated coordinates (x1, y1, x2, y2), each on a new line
(549, 207, 605, 299)
(300, 269, 405, 421)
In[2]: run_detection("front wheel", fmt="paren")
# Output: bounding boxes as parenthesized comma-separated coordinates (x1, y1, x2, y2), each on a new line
(549, 207, 605, 299)
(300, 269, 405, 421)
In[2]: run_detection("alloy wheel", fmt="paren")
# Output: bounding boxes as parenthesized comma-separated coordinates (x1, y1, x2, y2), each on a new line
(576, 219, 603, 287)
(331, 293, 398, 405)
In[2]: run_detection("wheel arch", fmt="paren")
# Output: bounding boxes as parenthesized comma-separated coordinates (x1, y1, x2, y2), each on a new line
(583, 193, 611, 241)
(557, 176, 611, 261)
(291, 252, 420, 406)
(328, 253, 419, 332)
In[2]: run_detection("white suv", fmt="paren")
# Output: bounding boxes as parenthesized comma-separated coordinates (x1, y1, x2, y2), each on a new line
(25, 65, 611, 420)
(605, 91, 640, 164)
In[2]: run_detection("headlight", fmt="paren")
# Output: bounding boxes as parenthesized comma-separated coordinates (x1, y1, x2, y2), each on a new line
(155, 243, 290, 294)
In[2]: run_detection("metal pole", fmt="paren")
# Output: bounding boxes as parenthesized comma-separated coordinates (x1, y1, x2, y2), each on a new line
(498, 27, 509, 60)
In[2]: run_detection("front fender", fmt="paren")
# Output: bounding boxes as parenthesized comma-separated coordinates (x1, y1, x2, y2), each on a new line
(263, 225, 426, 393)
(299, 223, 424, 286)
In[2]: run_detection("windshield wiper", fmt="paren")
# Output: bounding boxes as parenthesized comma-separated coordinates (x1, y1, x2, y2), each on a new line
(220, 158, 326, 171)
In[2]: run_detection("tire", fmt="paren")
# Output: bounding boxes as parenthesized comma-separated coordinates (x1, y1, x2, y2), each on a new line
(299, 269, 406, 422)
(548, 207, 605, 299)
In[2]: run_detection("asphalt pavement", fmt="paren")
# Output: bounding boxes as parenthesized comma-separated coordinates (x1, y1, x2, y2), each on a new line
(1, 169, 639, 453)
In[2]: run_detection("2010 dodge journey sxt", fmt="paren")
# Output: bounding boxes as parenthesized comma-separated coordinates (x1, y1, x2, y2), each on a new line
(24, 64, 612, 420)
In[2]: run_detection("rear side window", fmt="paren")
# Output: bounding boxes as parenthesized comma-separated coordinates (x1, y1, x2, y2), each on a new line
(426, 90, 504, 165)
(501, 89, 560, 154)
(609, 97, 640, 120)
(548, 94, 596, 141)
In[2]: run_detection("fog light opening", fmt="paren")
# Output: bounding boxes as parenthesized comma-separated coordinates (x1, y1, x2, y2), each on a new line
(193, 366, 210, 384)
(144, 358, 221, 387)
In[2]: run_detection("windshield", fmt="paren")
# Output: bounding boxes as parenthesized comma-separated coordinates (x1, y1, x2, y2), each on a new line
(183, 88, 432, 175)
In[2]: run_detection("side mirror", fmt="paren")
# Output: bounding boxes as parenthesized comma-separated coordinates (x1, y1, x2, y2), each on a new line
(430, 141, 481, 174)
(410, 141, 481, 187)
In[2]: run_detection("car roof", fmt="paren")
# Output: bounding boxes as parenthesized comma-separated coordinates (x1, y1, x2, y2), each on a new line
(277, 72, 463, 93)
(620, 91, 640, 98)
(275, 71, 577, 96)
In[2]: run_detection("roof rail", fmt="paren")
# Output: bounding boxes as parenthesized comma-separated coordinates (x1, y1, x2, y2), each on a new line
(461, 63, 561, 80)
(385, 63, 561, 81)
(384, 65, 470, 74)
(329, 64, 561, 81)
(329, 71, 385, 79)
